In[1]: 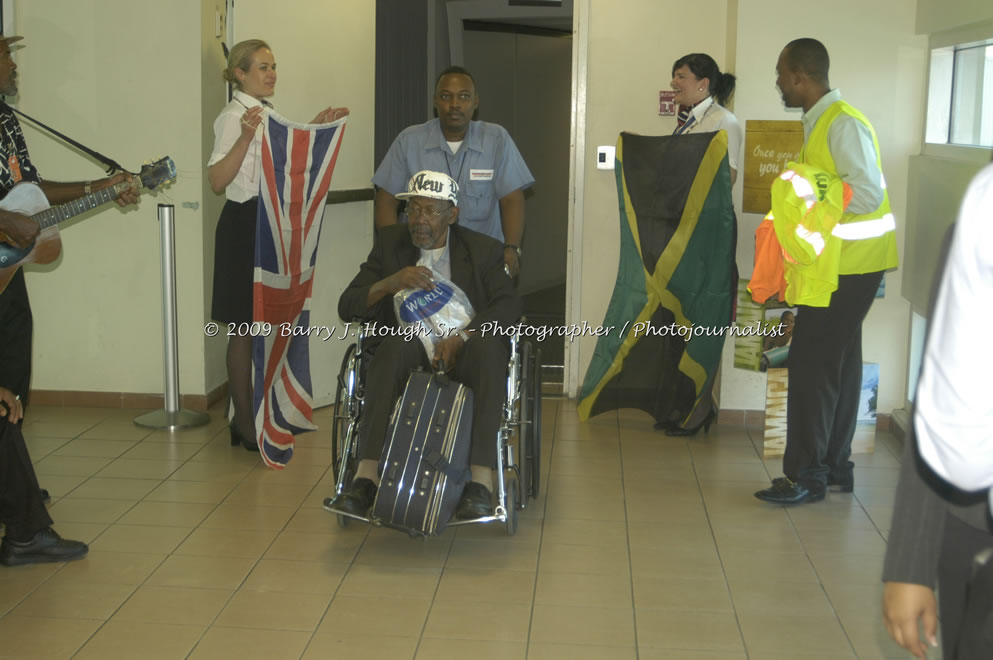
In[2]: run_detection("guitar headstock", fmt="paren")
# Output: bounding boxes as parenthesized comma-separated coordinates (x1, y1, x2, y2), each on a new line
(138, 157, 177, 191)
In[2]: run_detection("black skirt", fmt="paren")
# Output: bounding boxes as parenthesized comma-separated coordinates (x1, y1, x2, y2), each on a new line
(211, 198, 257, 324)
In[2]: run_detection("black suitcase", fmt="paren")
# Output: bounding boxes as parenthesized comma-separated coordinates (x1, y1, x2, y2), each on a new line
(372, 369, 473, 536)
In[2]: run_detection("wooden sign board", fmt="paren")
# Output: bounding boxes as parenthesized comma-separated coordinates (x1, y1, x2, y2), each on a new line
(763, 364, 877, 458)
(743, 120, 803, 214)
(763, 368, 789, 456)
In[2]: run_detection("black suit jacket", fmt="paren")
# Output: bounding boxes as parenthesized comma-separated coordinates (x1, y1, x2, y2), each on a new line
(338, 223, 522, 333)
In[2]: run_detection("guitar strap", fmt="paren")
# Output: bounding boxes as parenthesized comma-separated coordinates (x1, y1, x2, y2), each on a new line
(9, 106, 132, 175)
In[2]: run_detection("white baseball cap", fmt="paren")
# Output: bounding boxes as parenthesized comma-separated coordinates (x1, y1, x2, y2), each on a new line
(396, 170, 458, 205)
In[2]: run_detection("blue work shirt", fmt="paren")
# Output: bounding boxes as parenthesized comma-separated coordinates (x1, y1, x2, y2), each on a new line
(373, 118, 535, 242)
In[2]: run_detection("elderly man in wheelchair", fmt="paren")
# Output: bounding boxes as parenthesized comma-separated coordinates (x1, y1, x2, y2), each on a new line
(325, 170, 523, 523)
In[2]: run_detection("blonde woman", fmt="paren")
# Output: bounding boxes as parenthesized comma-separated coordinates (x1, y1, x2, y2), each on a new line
(207, 39, 347, 449)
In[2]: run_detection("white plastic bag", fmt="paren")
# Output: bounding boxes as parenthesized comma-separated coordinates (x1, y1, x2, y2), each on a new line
(393, 272, 474, 361)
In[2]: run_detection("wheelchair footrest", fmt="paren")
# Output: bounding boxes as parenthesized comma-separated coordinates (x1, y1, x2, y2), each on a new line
(321, 503, 372, 525)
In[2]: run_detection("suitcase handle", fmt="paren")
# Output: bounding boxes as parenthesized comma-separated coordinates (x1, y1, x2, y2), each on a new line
(432, 369, 451, 387)
(424, 448, 470, 483)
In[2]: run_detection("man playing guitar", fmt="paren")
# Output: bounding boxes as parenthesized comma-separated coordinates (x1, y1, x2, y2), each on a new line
(0, 33, 140, 408)
(0, 32, 141, 556)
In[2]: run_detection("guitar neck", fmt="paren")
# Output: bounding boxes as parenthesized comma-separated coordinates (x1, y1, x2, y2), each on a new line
(33, 181, 138, 230)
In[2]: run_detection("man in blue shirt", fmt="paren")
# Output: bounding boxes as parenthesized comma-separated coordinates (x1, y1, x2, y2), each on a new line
(373, 66, 534, 277)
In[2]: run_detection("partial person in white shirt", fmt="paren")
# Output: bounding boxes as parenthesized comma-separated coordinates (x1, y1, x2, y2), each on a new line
(206, 39, 348, 451)
(655, 52, 741, 439)
(881, 161, 993, 660)
(915, 162, 993, 509)
(670, 52, 743, 184)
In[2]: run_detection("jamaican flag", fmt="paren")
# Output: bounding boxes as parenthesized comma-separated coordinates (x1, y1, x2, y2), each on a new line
(578, 131, 736, 428)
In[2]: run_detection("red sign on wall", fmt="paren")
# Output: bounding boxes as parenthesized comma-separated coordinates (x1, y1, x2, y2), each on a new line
(659, 91, 676, 116)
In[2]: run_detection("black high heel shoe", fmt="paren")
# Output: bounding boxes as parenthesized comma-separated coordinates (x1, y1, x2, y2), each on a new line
(665, 408, 717, 437)
(229, 422, 258, 452)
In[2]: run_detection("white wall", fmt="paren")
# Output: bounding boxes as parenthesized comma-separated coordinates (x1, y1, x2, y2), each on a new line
(10, 0, 942, 415)
(916, 0, 993, 34)
(899, 1, 993, 410)
(201, 0, 231, 394)
(573, 0, 927, 417)
(15, 0, 374, 407)
(17, 0, 207, 396)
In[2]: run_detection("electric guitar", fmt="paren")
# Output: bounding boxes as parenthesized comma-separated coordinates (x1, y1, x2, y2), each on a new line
(0, 156, 176, 293)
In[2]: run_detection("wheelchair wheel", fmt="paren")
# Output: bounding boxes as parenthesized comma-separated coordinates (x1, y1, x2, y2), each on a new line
(505, 475, 520, 536)
(525, 345, 543, 499)
(331, 344, 357, 528)
(331, 344, 356, 476)
(516, 340, 533, 508)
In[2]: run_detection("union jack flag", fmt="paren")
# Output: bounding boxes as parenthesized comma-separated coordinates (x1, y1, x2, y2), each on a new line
(253, 110, 346, 469)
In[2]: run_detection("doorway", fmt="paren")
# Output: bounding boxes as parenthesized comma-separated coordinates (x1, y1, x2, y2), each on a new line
(375, 0, 574, 389)
(442, 1, 573, 389)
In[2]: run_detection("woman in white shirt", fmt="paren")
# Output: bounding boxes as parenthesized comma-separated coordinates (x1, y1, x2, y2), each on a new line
(207, 40, 345, 450)
(670, 53, 743, 184)
(658, 53, 741, 437)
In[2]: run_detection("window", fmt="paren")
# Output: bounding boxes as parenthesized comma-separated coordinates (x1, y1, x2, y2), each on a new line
(926, 40, 993, 148)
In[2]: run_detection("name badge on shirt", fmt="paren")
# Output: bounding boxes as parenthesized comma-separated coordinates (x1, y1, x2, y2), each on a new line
(469, 169, 494, 181)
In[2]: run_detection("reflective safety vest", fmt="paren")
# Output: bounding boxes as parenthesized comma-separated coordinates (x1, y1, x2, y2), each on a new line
(765, 162, 851, 306)
(801, 101, 899, 275)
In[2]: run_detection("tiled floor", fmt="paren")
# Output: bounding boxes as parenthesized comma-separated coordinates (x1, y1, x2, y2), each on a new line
(0, 398, 922, 659)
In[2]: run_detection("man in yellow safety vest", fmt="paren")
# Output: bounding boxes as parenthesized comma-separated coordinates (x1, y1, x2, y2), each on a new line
(755, 38, 898, 505)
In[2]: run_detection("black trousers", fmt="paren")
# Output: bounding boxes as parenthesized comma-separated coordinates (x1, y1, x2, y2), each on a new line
(0, 418, 52, 541)
(783, 271, 884, 488)
(940, 513, 993, 660)
(0, 268, 33, 406)
(357, 336, 508, 469)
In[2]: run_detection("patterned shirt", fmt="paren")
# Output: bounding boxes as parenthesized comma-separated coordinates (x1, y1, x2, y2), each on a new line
(0, 101, 40, 197)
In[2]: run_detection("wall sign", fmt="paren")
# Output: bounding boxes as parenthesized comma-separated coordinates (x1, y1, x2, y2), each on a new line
(658, 91, 675, 116)
(764, 363, 878, 457)
(743, 120, 803, 214)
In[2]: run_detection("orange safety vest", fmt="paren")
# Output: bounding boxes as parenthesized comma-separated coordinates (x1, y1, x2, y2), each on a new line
(748, 217, 786, 304)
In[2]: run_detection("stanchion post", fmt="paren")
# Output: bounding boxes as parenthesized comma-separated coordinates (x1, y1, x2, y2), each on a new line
(135, 203, 210, 430)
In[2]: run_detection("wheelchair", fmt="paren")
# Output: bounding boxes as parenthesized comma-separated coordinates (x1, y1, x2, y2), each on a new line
(325, 321, 542, 536)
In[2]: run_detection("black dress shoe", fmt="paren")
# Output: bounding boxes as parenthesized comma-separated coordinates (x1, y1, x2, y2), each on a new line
(754, 477, 825, 505)
(323, 478, 377, 518)
(455, 482, 492, 520)
(39, 489, 51, 504)
(0, 528, 88, 566)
